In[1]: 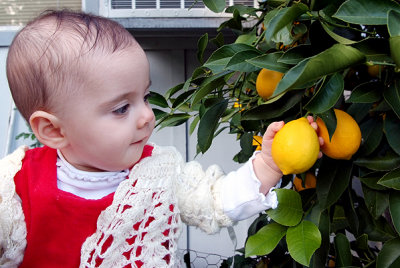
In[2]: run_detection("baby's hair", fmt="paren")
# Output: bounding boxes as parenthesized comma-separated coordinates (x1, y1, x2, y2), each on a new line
(6, 9, 137, 121)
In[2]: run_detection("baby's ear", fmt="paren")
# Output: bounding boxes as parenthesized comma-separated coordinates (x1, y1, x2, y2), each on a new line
(29, 111, 68, 149)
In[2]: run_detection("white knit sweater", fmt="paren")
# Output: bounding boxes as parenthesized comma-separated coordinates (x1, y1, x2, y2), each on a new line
(0, 145, 277, 267)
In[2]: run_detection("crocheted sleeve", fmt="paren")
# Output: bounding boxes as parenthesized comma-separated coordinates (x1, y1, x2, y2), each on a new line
(171, 149, 234, 234)
(0, 146, 28, 267)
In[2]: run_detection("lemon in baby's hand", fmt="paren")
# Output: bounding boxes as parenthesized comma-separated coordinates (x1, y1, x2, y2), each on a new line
(272, 117, 320, 175)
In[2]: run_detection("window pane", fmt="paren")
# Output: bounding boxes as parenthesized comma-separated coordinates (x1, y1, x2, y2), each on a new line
(0, 0, 81, 26)
(184, 0, 205, 8)
(160, 0, 181, 9)
(111, 0, 132, 9)
(136, 0, 156, 9)
(234, 0, 254, 6)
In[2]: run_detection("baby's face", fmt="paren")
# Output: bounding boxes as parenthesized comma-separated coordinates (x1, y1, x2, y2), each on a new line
(57, 45, 155, 172)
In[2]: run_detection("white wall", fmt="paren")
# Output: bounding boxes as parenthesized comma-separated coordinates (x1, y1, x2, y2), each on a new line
(0, 47, 14, 157)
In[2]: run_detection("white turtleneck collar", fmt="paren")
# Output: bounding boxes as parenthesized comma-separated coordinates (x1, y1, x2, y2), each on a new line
(56, 150, 129, 200)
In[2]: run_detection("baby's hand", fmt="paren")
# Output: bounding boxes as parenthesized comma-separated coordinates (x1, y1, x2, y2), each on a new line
(259, 121, 285, 175)
(253, 116, 324, 194)
(259, 116, 324, 172)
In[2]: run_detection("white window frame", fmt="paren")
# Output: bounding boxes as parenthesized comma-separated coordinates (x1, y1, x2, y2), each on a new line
(99, 0, 258, 18)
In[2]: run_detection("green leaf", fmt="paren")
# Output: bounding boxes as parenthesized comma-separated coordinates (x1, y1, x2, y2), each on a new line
(197, 99, 228, 153)
(309, 209, 330, 268)
(317, 109, 337, 140)
(389, 191, 400, 235)
(357, 203, 397, 242)
(334, 233, 352, 267)
(172, 89, 196, 109)
(359, 176, 388, 191)
(149, 91, 169, 108)
(377, 238, 400, 267)
(347, 103, 373, 123)
(334, 0, 400, 25)
(352, 38, 392, 63)
(191, 71, 232, 105)
(384, 80, 400, 119)
(189, 115, 200, 135)
(355, 234, 370, 251)
(286, 220, 322, 267)
(165, 83, 184, 99)
(362, 184, 389, 219)
(247, 52, 290, 73)
(245, 223, 287, 257)
(320, 21, 358, 45)
(358, 204, 396, 242)
(347, 81, 382, 103)
(390, 36, 400, 68)
(317, 157, 352, 210)
(152, 108, 168, 121)
(384, 113, 400, 155)
(265, 3, 309, 43)
(197, 33, 208, 64)
(235, 29, 258, 45)
(360, 117, 383, 155)
(158, 113, 191, 129)
(210, 31, 224, 48)
(332, 205, 349, 232)
(378, 168, 400, 190)
(203, 0, 225, 13)
(305, 73, 344, 114)
(204, 43, 258, 73)
(225, 50, 261, 72)
(267, 189, 303, 227)
(236, 132, 254, 163)
(241, 91, 303, 120)
(343, 188, 360, 234)
(355, 152, 400, 171)
(273, 44, 365, 97)
(388, 10, 400, 37)
(225, 4, 257, 16)
(279, 45, 314, 65)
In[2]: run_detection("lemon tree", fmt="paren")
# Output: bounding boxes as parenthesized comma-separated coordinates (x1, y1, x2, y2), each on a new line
(151, 0, 400, 266)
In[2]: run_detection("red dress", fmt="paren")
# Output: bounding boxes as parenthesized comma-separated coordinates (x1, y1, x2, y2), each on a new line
(14, 145, 153, 268)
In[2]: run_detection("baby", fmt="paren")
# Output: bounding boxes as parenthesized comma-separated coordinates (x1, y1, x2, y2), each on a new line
(0, 9, 319, 268)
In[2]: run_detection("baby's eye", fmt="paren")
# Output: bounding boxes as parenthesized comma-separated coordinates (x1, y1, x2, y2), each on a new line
(113, 104, 130, 115)
(144, 92, 152, 103)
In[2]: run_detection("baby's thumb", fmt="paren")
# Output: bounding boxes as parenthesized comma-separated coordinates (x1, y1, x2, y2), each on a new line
(264, 121, 284, 140)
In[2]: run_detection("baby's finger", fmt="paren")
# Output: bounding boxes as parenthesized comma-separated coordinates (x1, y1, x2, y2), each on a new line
(306, 115, 318, 130)
(266, 121, 284, 135)
(263, 121, 285, 141)
(319, 136, 324, 146)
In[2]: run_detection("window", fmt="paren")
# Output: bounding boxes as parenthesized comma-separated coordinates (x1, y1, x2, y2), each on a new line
(103, 0, 257, 18)
(0, 0, 82, 27)
(111, 0, 255, 9)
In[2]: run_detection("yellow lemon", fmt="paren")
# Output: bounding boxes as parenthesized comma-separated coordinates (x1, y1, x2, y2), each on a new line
(256, 68, 284, 100)
(293, 172, 317, 191)
(316, 109, 361, 160)
(272, 117, 320, 175)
